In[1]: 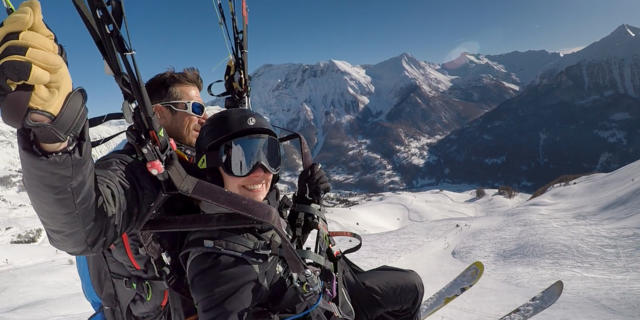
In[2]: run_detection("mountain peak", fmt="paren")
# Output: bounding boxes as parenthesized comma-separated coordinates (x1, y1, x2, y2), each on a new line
(398, 52, 415, 60)
(388, 52, 420, 65)
(441, 52, 511, 75)
(542, 23, 640, 75)
(611, 24, 638, 38)
(442, 52, 472, 70)
(370, 53, 424, 74)
(604, 24, 640, 41)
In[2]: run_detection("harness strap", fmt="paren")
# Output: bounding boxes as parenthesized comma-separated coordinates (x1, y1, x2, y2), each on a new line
(88, 112, 125, 127)
(296, 249, 333, 272)
(328, 231, 362, 256)
(121, 233, 142, 271)
(91, 129, 127, 148)
(182, 242, 269, 266)
(289, 203, 327, 250)
(167, 290, 184, 317)
(291, 203, 326, 220)
(142, 214, 263, 233)
(134, 192, 190, 320)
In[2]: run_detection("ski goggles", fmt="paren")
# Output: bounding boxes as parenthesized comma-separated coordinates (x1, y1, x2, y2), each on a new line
(212, 134, 282, 177)
(158, 100, 206, 118)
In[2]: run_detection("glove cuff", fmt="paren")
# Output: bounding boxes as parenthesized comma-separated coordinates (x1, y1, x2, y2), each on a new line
(24, 88, 88, 144)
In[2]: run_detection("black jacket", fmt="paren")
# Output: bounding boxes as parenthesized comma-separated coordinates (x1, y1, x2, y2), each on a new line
(180, 191, 315, 320)
(18, 123, 197, 319)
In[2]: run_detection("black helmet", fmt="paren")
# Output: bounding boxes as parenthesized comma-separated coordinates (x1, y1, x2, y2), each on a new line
(196, 108, 281, 179)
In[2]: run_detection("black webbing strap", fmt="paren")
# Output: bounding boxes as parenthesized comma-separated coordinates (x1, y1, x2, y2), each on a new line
(91, 130, 126, 148)
(289, 202, 327, 250)
(88, 112, 126, 148)
(88, 112, 124, 127)
(72, 0, 105, 58)
(160, 156, 307, 274)
(296, 249, 333, 271)
(168, 291, 185, 320)
(73, 0, 172, 176)
(291, 203, 326, 220)
(141, 214, 263, 233)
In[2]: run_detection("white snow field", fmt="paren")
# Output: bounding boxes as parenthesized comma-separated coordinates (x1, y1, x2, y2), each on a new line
(0, 120, 638, 319)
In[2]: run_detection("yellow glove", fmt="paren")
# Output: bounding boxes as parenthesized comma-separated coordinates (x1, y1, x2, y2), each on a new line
(0, 0, 59, 54)
(0, 0, 86, 144)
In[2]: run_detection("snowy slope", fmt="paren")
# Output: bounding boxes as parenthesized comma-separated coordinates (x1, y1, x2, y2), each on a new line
(328, 160, 640, 319)
(1, 113, 638, 319)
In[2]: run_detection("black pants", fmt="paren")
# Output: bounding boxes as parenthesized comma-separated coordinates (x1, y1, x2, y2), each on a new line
(341, 257, 424, 320)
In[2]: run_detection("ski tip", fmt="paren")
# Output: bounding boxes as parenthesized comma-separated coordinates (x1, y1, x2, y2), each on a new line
(471, 261, 484, 276)
(551, 280, 564, 293)
(497, 280, 565, 320)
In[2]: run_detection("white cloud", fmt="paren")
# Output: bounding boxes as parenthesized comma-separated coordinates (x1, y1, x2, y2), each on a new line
(444, 41, 480, 62)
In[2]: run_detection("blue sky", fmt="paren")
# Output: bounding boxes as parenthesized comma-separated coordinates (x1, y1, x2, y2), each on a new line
(30, 0, 640, 116)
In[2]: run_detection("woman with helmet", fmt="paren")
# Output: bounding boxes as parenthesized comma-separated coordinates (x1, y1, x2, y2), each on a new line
(182, 108, 423, 320)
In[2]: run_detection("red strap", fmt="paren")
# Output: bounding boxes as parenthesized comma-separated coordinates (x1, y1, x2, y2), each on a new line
(121, 233, 142, 270)
(161, 289, 169, 309)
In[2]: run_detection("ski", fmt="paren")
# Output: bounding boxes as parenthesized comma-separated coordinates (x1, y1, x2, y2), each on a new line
(498, 280, 564, 320)
(420, 261, 484, 319)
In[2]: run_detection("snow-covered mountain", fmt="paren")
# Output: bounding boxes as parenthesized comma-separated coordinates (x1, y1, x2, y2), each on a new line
(541, 24, 640, 94)
(441, 52, 521, 86)
(441, 24, 640, 94)
(224, 24, 639, 193)
(216, 53, 518, 191)
(440, 52, 522, 106)
(422, 24, 640, 191)
(2, 113, 639, 318)
(441, 49, 566, 89)
(485, 50, 563, 85)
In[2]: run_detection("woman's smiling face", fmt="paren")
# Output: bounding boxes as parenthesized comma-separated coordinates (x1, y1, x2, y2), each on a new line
(219, 165, 273, 202)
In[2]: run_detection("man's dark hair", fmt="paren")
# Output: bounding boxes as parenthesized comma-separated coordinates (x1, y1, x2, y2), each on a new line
(145, 67, 203, 105)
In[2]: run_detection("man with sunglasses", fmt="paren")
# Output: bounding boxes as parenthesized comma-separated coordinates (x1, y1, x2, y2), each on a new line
(13, 64, 209, 319)
(0, 2, 212, 316)
(72, 67, 210, 319)
(0, 3, 334, 319)
(152, 97, 208, 149)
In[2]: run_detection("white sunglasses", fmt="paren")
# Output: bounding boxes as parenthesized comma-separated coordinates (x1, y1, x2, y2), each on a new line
(158, 100, 206, 117)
